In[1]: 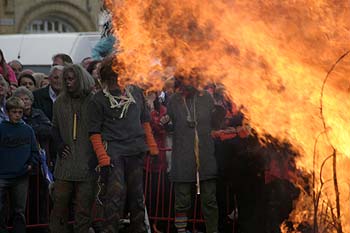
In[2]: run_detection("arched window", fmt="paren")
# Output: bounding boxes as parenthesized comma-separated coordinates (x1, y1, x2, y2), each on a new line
(25, 17, 76, 33)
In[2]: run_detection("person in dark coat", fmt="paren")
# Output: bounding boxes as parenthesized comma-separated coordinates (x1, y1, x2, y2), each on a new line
(162, 75, 218, 233)
(32, 65, 64, 121)
(32, 65, 64, 172)
(88, 56, 158, 233)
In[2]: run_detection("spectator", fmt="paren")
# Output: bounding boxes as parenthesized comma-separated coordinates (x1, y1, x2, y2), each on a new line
(40, 78, 50, 88)
(8, 60, 23, 80)
(0, 49, 17, 86)
(21, 69, 34, 75)
(92, 7, 116, 60)
(18, 73, 37, 92)
(8, 70, 32, 97)
(32, 73, 49, 89)
(146, 91, 168, 172)
(159, 76, 175, 172)
(86, 60, 102, 93)
(13, 87, 51, 144)
(49, 64, 97, 233)
(160, 76, 175, 105)
(0, 96, 39, 233)
(208, 83, 251, 233)
(33, 65, 64, 121)
(81, 57, 93, 69)
(162, 75, 219, 233)
(52, 53, 73, 66)
(0, 75, 8, 122)
(12, 86, 52, 229)
(87, 56, 158, 233)
(145, 91, 169, 231)
(7, 83, 18, 98)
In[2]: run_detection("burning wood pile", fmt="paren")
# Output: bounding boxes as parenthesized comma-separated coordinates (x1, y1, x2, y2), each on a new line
(105, 0, 350, 232)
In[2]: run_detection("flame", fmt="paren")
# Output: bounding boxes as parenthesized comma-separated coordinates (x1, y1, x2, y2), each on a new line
(106, 0, 350, 231)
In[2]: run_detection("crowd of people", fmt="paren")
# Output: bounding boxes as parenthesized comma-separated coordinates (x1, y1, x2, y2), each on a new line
(0, 44, 300, 233)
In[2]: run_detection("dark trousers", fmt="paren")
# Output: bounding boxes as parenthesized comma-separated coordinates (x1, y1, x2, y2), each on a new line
(0, 175, 29, 233)
(27, 171, 50, 225)
(49, 179, 96, 233)
(102, 153, 146, 233)
(174, 180, 218, 233)
(264, 179, 298, 233)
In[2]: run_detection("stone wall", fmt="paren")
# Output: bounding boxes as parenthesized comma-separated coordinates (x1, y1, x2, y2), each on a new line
(0, 0, 101, 34)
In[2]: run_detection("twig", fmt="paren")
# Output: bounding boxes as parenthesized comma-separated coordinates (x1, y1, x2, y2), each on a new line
(319, 154, 333, 186)
(332, 149, 342, 233)
(320, 50, 350, 146)
(313, 131, 326, 233)
(319, 50, 349, 233)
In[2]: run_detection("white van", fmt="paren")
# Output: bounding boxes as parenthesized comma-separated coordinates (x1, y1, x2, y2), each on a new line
(0, 32, 101, 73)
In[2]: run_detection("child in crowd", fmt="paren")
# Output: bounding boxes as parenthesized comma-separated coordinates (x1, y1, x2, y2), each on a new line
(0, 96, 39, 233)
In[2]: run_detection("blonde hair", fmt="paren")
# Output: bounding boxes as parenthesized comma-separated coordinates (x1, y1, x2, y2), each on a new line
(32, 73, 48, 88)
(6, 96, 25, 111)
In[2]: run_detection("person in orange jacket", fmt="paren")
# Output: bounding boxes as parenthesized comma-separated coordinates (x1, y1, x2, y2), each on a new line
(87, 56, 158, 233)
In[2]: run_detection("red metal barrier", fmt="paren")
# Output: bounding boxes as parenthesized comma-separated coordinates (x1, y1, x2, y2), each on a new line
(6, 148, 236, 233)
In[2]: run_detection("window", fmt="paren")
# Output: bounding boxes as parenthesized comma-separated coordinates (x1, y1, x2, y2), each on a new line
(25, 17, 76, 33)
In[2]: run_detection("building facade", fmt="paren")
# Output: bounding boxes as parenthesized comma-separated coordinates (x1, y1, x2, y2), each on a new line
(0, 0, 101, 34)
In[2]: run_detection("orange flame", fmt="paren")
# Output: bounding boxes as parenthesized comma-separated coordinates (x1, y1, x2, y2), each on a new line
(106, 0, 350, 231)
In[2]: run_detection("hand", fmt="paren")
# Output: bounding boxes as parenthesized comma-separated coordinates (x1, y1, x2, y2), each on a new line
(49, 182, 54, 198)
(98, 165, 111, 186)
(27, 164, 33, 171)
(224, 127, 237, 134)
(59, 145, 71, 159)
(159, 115, 170, 126)
(211, 129, 237, 141)
(97, 165, 111, 198)
(237, 125, 251, 138)
(49, 161, 55, 171)
(149, 144, 159, 156)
